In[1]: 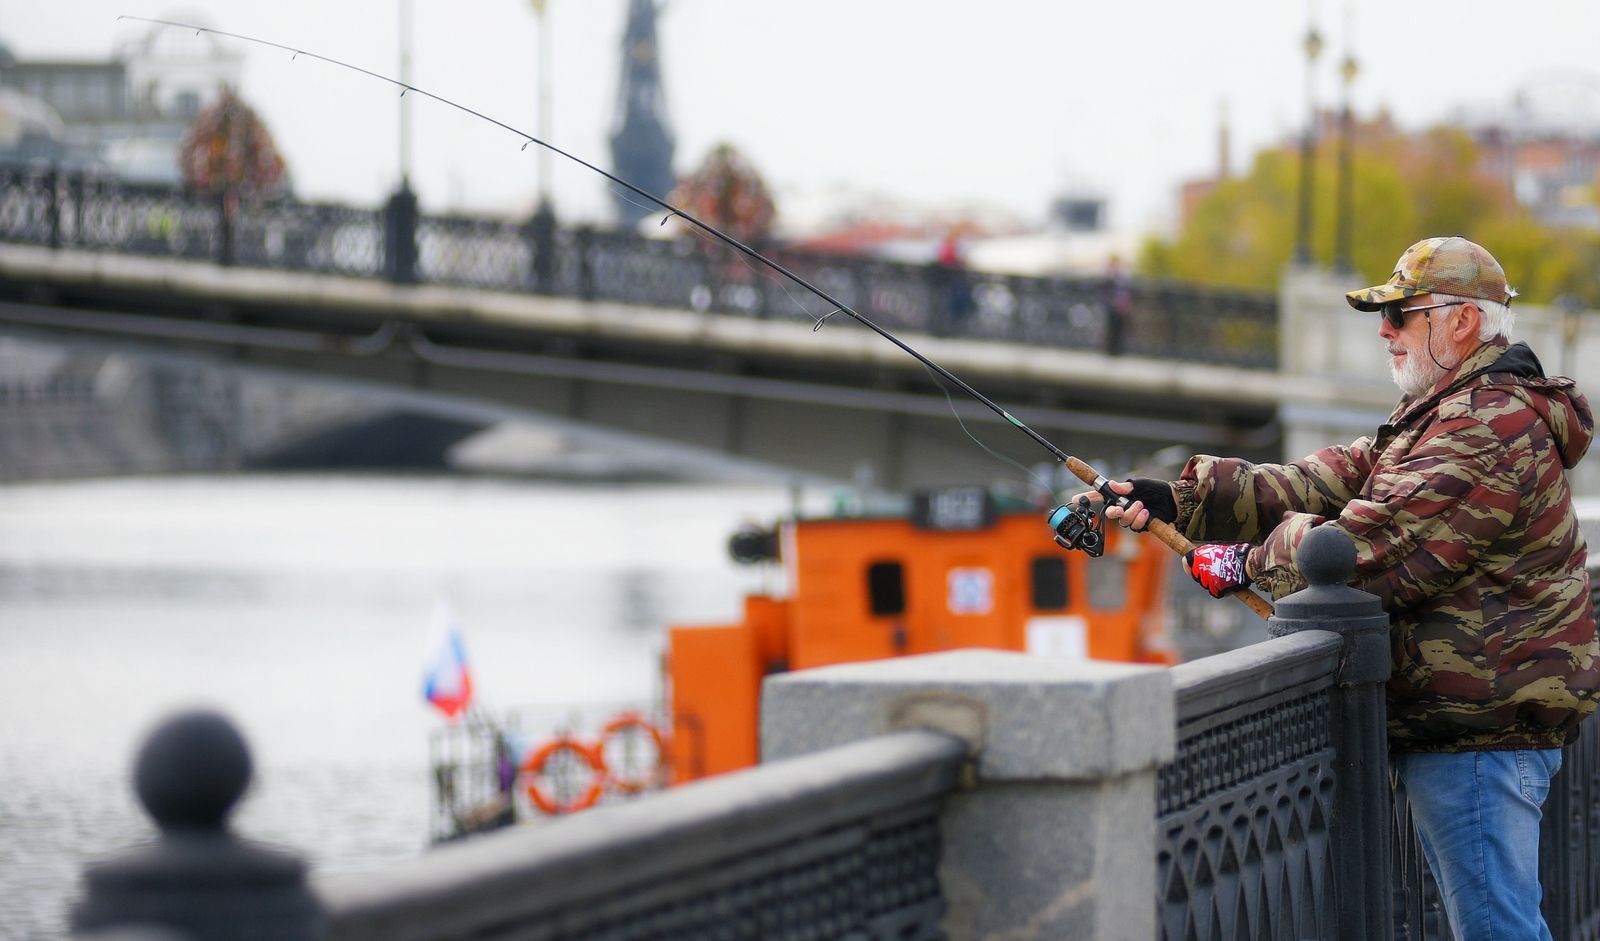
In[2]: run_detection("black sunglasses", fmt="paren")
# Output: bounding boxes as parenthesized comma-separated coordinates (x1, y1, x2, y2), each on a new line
(1380, 299, 1458, 329)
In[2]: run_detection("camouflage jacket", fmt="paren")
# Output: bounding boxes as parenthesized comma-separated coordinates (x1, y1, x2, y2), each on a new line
(1175, 339, 1598, 751)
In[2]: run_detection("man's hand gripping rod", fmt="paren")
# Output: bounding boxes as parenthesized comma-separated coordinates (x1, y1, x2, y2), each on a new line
(1050, 456, 1275, 620)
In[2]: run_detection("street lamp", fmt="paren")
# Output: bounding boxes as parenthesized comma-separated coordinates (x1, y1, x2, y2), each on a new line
(527, 0, 557, 291)
(530, 0, 553, 212)
(1293, 11, 1324, 265)
(1334, 49, 1359, 273)
(398, 0, 413, 188)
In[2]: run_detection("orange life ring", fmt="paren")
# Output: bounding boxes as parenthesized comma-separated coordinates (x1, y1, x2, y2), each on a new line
(597, 711, 669, 794)
(520, 735, 605, 815)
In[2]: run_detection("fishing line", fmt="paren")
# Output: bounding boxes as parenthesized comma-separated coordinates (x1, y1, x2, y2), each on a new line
(581, 178, 902, 399)
(117, 15, 1079, 469)
(599, 178, 833, 329)
(117, 16, 1281, 620)
(920, 363, 1053, 494)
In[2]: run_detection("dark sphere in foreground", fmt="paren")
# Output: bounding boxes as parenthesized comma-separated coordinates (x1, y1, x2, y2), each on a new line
(1299, 525, 1357, 587)
(134, 709, 252, 831)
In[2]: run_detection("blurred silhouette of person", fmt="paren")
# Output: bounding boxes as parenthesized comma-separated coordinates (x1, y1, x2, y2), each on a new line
(936, 227, 974, 332)
(1105, 254, 1134, 356)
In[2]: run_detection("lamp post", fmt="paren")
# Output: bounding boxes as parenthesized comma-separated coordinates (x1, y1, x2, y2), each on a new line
(386, 0, 419, 283)
(531, 0, 553, 212)
(1334, 49, 1358, 273)
(1293, 11, 1324, 265)
(528, 0, 556, 290)
(399, 0, 413, 188)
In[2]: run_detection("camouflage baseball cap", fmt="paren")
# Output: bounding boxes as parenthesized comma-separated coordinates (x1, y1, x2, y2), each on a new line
(1345, 236, 1517, 311)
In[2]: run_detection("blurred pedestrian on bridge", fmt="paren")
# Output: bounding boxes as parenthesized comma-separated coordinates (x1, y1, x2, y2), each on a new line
(935, 226, 973, 332)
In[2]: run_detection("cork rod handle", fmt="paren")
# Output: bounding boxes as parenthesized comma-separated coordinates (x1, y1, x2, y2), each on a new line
(1060, 457, 1275, 621)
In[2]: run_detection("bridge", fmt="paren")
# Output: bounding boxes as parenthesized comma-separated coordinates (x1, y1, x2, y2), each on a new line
(0, 166, 1300, 490)
(5, 168, 1597, 492)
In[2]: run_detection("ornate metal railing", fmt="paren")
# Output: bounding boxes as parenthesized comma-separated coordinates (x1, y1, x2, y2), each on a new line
(66, 547, 1598, 940)
(323, 726, 960, 941)
(1156, 631, 1343, 941)
(321, 728, 966, 940)
(1391, 567, 1600, 941)
(72, 711, 964, 941)
(0, 166, 1280, 368)
(1542, 677, 1600, 941)
(1158, 556, 1600, 941)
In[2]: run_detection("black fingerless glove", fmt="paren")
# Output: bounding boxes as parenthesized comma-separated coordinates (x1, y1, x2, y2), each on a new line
(1124, 478, 1178, 528)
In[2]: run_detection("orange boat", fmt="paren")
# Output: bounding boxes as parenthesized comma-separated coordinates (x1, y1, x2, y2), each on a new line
(434, 486, 1174, 836)
(664, 486, 1175, 783)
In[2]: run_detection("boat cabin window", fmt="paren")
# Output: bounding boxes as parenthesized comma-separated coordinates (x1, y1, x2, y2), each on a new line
(1030, 556, 1069, 610)
(866, 561, 906, 616)
(1088, 557, 1127, 611)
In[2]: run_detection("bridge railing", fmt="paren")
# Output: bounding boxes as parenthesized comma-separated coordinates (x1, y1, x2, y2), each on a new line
(1540, 655, 1600, 941)
(71, 714, 964, 941)
(67, 538, 1600, 940)
(321, 730, 963, 941)
(1158, 539, 1600, 941)
(0, 166, 1279, 368)
(1386, 565, 1600, 941)
(1157, 631, 1345, 938)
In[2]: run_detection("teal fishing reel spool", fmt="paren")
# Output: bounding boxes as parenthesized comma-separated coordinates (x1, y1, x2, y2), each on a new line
(1046, 496, 1105, 557)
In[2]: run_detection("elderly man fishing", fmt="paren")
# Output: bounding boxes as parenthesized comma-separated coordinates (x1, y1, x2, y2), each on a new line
(1084, 237, 1597, 941)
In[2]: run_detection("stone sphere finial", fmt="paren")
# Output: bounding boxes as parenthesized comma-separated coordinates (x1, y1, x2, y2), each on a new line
(134, 709, 252, 832)
(1298, 525, 1357, 588)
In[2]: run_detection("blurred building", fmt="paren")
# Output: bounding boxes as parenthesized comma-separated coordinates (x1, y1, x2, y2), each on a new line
(1177, 95, 1600, 232)
(778, 183, 1135, 278)
(962, 191, 1140, 277)
(1176, 106, 1403, 230)
(0, 21, 241, 181)
(1472, 127, 1600, 230)
(1459, 79, 1600, 230)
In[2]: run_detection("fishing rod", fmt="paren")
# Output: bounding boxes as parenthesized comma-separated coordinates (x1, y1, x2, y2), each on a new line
(121, 15, 1274, 620)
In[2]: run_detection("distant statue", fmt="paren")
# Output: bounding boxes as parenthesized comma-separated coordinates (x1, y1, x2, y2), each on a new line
(610, 0, 676, 228)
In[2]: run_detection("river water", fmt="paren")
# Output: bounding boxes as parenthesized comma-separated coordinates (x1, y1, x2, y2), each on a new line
(0, 474, 802, 939)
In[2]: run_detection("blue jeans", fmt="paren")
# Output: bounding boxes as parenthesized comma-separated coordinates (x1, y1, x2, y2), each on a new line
(1392, 749, 1562, 941)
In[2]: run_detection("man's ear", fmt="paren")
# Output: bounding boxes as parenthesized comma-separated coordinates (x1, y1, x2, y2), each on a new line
(1454, 303, 1482, 342)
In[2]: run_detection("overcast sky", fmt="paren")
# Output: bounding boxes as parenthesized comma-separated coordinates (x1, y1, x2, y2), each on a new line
(5, 0, 1600, 235)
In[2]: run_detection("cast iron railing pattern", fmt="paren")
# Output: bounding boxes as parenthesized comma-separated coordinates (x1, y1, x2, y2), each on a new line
(419, 214, 535, 292)
(1536, 571, 1600, 941)
(318, 729, 966, 941)
(1543, 697, 1600, 941)
(0, 166, 1280, 368)
(1156, 633, 1343, 941)
(1390, 567, 1600, 941)
(509, 804, 945, 941)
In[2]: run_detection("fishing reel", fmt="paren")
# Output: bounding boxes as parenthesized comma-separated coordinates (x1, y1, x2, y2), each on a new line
(1047, 496, 1106, 557)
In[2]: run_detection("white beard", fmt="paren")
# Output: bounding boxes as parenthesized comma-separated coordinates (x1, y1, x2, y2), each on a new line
(1390, 347, 1447, 397)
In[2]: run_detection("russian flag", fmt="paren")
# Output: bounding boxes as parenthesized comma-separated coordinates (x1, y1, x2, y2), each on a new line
(423, 599, 474, 719)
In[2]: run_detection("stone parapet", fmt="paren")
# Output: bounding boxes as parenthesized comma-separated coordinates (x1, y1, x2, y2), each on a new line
(762, 649, 1174, 941)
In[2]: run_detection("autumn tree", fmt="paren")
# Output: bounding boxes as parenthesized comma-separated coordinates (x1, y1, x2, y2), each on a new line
(179, 86, 288, 198)
(667, 142, 776, 245)
(1142, 123, 1600, 305)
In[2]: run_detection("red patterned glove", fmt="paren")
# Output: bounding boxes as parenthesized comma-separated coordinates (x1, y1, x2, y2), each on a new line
(1184, 543, 1253, 598)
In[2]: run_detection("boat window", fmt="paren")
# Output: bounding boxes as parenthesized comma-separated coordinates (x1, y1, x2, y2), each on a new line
(866, 561, 905, 616)
(1030, 556, 1069, 610)
(1088, 556, 1127, 611)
